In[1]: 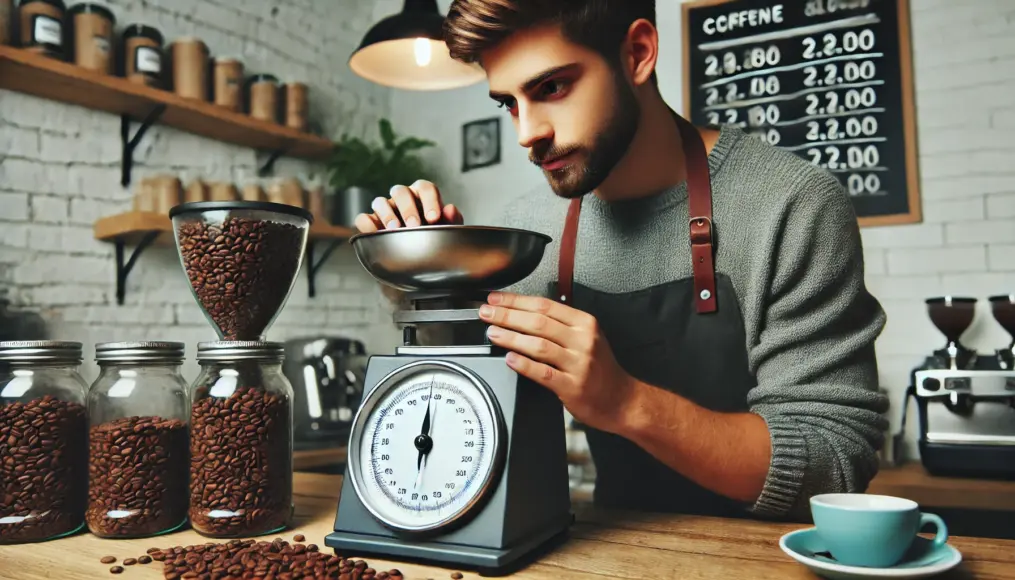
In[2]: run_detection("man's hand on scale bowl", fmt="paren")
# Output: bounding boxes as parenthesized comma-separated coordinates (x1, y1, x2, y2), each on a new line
(354, 180, 464, 233)
(480, 292, 639, 436)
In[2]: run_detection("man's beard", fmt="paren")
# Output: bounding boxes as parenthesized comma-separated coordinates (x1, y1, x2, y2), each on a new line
(529, 71, 641, 199)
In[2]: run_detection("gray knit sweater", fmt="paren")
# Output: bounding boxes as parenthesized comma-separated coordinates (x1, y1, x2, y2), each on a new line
(485, 125, 890, 519)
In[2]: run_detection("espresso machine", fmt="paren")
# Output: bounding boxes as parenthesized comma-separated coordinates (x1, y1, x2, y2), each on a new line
(903, 296, 1015, 478)
(283, 337, 368, 450)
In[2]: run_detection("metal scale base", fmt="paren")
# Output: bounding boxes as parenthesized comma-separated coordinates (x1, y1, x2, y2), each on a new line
(326, 302, 574, 575)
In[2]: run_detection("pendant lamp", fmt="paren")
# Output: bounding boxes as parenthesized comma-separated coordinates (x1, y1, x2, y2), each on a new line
(349, 0, 486, 91)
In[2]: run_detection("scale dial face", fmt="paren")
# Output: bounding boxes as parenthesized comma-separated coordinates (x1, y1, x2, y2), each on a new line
(348, 360, 505, 533)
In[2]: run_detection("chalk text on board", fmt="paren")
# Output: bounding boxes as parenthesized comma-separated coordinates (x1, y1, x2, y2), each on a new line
(703, 5, 784, 35)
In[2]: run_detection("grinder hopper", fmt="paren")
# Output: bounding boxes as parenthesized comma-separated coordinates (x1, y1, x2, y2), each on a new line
(169, 201, 313, 341)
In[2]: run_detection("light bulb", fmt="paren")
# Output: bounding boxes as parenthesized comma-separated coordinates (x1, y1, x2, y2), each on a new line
(414, 37, 432, 67)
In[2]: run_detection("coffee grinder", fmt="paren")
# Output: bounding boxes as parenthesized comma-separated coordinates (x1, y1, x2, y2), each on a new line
(325, 226, 574, 573)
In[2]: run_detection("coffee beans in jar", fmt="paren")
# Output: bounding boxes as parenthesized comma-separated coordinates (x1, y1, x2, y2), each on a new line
(189, 342, 294, 538)
(0, 341, 88, 544)
(86, 342, 190, 538)
(169, 201, 312, 342)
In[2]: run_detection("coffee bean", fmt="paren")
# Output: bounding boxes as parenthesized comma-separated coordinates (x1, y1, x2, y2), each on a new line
(451, 573, 464, 579)
(176, 217, 304, 340)
(189, 385, 291, 537)
(122, 558, 137, 566)
(0, 396, 87, 543)
(109, 566, 124, 574)
(138, 555, 152, 564)
(293, 533, 305, 542)
(100, 556, 117, 564)
(86, 416, 188, 538)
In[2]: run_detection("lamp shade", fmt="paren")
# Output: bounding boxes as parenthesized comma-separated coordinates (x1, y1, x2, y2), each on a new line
(350, 0, 485, 91)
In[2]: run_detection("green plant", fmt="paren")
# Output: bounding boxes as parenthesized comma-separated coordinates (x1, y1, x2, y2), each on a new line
(327, 118, 438, 194)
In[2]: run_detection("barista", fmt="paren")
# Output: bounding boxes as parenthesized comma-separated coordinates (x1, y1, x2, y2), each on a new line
(355, 0, 889, 521)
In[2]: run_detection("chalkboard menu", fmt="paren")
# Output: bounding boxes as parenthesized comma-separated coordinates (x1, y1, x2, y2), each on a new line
(682, 0, 921, 226)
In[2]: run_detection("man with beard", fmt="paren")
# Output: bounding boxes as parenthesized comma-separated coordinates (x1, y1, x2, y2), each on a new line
(354, 0, 888, 521)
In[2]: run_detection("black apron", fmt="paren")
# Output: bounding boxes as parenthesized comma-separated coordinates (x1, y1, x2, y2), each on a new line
(556, 114, 758, 517)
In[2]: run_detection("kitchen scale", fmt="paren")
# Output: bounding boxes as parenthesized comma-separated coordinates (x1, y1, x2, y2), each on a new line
(325, 225, 574, 574)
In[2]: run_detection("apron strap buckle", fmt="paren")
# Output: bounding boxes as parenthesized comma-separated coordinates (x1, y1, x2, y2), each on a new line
(689, 216, 717, 314)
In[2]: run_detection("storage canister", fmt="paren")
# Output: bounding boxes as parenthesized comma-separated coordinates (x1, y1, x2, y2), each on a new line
(171, 36, 209, 101)
(0, 341, 88, 544)
(188, 342, 293, 537)
(213, 57, 243, 112)
(18, 0, 65, 58)
(86, 342, 190, 538)
(247, 74, 280, 124)
(121, 23, 162, 87)
(68, 2, 113, 74)
(1, 0, 13, 46)
(283, 82, 308, 132)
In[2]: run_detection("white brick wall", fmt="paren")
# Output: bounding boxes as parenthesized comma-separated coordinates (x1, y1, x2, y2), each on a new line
(0, 0, 402, 382)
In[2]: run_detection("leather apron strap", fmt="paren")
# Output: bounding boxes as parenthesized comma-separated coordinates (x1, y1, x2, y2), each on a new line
(557, 114, 717, 313)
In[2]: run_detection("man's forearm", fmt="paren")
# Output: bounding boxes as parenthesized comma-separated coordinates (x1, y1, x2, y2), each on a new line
(617, 379, 773, 503)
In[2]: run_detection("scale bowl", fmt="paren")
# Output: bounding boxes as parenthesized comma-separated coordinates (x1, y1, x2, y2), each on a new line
(349, 225, 552, 294)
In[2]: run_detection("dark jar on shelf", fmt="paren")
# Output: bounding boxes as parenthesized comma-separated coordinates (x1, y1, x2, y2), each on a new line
(120, 23, 163, 87)
(18, 0, 66, 59)
(0, 341, 88, 544)
(86, 342, 190, 539)
(188, 341, 293, 538)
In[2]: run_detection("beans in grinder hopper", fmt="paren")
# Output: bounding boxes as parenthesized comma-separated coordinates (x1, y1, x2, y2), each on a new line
(189, 384, 292, 537)
(87, 416, 189, 537)
(176, 216, 303, 341)
(0, 396, 87, 543)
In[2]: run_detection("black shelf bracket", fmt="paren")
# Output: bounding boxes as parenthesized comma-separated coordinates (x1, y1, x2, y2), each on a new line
(114, 231, 160, 305)
(120, 104, 168, 187)
(305, 238, 345, 298)
(257, 147, 289, 177)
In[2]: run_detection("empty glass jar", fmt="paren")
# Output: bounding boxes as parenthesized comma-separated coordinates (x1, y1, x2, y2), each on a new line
(86, 342, 190, 538)
(0, 341, 88, 544)
(188, 341, 293, 537)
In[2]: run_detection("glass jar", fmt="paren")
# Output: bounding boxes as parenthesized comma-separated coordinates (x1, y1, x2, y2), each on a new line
(86, 342, 190, 538)
(0, 341, 88, 544)
(189, 341, 293, 537)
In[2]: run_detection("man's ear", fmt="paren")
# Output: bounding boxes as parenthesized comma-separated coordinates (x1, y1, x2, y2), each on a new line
(625, 18, 659, 87)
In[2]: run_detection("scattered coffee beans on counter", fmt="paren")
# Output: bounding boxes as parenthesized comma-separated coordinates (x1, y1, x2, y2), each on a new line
(109, 565, 124, 574)
(293, 533, 305, 542)
(100, 556, 117, 564)
(176, 216, 304, 340)
(87, 416, 189, 538)
(189, 385, 292, 537)
(122, 558, 137, 566)
(451, 573, 464, 579)
(0, 396, 88, 543)
(130, 538, 404, 579)
(138, 555, 152, 564)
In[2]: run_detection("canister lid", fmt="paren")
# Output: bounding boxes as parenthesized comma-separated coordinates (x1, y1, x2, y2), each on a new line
(0, 341, 83, 363)
(122, 23, 164, 46)
(67, 3, 115, 23)
(197, 341, 285, 362)
(248, 73, 280, 85)
(95, 341, 185, 363)
(19, 0, 67, 11)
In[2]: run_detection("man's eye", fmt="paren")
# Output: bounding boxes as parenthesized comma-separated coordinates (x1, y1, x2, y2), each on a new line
(539, 80, 569, 97)
(496, 99, 516, 110)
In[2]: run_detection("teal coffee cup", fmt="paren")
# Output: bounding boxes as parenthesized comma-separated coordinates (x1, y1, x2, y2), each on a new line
(810, 493, 948, 568)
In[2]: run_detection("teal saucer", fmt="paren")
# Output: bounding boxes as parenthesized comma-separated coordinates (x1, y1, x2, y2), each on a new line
(779, 528, 962, 579)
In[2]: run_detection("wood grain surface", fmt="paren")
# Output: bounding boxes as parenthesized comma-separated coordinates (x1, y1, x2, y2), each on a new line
(2, 473, 1014, 579)
(868, 462, 1015, 512)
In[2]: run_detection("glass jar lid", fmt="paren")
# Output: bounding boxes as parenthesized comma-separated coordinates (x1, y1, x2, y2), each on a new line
(95, 341, 185, 363)
(0, 341, 83, 363)
(197, 341, 284, 362)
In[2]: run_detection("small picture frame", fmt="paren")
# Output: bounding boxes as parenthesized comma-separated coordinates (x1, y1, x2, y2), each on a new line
(462, 117, 501, 172)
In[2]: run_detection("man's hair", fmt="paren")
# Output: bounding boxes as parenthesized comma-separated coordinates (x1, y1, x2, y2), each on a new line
(444, 0, 657, 82)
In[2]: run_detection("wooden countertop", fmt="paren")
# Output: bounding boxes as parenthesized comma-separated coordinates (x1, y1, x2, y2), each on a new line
(3, 473, 1015, 579)
(869, 462, 1015, 512)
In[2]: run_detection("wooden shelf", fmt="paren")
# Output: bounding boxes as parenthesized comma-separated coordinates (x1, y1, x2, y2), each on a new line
(0, 45, 334, 178)
(93, 211, 353, 304)
(93, 211, 354, 244)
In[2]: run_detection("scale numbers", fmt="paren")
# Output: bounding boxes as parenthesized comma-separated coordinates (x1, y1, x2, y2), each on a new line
(348, 362, 504, 533)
